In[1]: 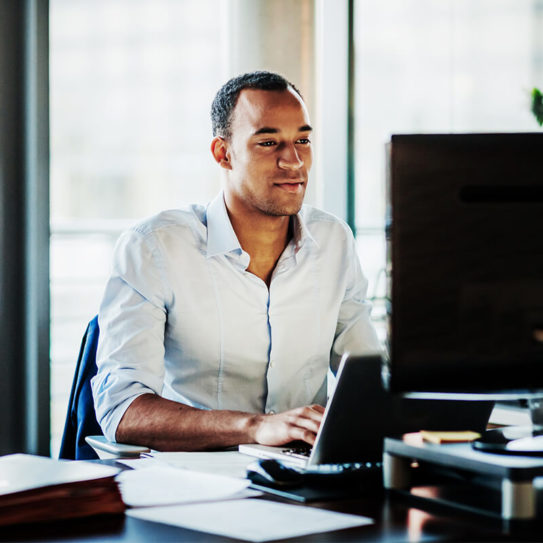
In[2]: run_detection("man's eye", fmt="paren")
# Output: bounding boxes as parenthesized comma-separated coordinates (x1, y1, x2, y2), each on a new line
(258, 141, 276, 147)
(296, 138, 311, 145)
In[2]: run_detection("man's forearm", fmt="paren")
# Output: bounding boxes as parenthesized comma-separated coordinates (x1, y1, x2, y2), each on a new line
(115, 393, 325, 451)
(115, 393, 258, 451)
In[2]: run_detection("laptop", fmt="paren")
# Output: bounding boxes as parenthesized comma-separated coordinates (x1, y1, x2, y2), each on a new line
(239, 353, 493, 468)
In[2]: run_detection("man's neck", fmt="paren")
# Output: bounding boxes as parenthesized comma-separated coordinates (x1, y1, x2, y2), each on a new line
(228, 211, 293, 286)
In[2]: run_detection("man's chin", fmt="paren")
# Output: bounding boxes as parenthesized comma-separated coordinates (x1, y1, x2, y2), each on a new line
(265, 207, 303, 217)
(264, 196, 304, 217)
(242, 188, 306, 217)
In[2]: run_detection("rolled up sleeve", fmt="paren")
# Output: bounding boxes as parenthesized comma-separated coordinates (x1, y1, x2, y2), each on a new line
(91, 228, 170, 442)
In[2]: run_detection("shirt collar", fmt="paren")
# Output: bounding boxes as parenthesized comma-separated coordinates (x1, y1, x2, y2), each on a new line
(205, 191, 242, 258)
(293, 208, 319, 253)
(205, 191, 319, 258)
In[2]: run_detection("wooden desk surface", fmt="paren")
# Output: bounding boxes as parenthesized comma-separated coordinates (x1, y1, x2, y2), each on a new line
(1, 483, 541, 542)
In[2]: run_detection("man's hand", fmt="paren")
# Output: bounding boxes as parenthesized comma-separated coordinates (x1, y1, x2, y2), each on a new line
(251, 404, 325, 447)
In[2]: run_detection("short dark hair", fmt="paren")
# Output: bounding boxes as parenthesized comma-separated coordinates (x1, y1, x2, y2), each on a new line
(211, 71, 303, 139)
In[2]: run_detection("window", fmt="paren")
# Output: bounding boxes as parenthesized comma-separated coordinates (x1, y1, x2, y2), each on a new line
(50, 0, 224, 455)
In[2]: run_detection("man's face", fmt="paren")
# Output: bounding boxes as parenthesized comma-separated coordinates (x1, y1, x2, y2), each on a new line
(221, 87, 313, 218)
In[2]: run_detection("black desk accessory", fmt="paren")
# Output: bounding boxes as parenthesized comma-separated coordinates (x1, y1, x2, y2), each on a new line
(246, 458, 382, 502)
(246, 459, 303, 488)
(473, 424, 543, 455)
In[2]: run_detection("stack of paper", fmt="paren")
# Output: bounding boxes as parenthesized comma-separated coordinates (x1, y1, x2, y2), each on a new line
(0, 454, 124, 526)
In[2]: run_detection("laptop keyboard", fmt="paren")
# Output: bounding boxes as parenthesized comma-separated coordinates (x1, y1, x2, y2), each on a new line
(280, 446, 382, 475)
(281, 446, 312, 460)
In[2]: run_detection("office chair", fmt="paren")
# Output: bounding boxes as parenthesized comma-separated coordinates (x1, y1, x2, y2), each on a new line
(59, 315, 103, 460)
(59, 316, 150, 460)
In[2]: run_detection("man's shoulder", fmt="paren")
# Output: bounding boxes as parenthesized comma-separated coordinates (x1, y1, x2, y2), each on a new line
(301, 204, 345, 224)
(129, 204, 207, 238)
(300, 205, 353, 240)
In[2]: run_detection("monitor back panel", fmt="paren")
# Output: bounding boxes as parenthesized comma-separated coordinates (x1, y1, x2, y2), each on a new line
(386, 133, 543, 393)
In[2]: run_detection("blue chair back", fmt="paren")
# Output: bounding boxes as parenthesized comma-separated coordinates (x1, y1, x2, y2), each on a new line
(59, 316, 103, 460)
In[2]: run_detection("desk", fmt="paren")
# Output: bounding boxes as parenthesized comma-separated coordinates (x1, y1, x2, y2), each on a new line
(1, 470, 541, 542)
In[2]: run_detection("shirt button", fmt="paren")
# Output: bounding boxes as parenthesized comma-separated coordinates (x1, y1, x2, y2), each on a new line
(267, 410, 276, 415)
(269, 361, 274, 368)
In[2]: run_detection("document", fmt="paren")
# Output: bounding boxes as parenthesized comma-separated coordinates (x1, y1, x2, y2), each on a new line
(127, 498, 373, 542)
(139, 450, 255, 479)
(117, 465, 252, 507)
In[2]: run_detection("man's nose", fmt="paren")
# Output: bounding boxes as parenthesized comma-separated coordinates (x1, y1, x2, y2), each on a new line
(277, 143, 303, 170)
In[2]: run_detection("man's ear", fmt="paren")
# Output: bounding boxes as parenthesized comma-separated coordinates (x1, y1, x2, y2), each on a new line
(210, 137, 232, 170)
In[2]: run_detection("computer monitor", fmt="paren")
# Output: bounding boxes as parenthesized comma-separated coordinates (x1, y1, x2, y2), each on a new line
(384, 133, 543, 453)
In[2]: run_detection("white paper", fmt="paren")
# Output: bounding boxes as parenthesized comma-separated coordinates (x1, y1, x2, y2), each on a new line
(116, 465, 250, 507)
(0, 454, 120, 495)
(143, 450, 256, 479)
(127, 498, 373, 542)
(117, 457, 161, 470)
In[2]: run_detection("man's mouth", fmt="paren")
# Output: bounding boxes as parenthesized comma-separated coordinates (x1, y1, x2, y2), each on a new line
(274, 181, 305, 193)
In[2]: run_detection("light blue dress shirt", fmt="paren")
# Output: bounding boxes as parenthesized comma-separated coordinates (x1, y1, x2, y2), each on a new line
(92, 192, 381, 441)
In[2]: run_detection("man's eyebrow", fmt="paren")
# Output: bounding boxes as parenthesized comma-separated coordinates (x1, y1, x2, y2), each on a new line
(252, 124, 313, 136)
(253, 127, 279, 136)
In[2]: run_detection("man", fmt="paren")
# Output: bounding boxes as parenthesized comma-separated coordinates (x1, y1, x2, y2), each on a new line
(92, 71, 380, 451)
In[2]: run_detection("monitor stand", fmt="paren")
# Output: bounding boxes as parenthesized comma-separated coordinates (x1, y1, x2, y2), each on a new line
(473, 399, 543, 455)
(384, 433, 543, 522)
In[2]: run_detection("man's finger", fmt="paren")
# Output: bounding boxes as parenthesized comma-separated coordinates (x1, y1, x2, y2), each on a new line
(299, 405, 325, 423)
(288, 427, 317, 446)
(282, 404, 324, 419)
(291, 415, 320, 435)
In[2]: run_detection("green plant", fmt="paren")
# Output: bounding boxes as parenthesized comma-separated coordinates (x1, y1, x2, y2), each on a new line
(532, 87, 543, 126)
